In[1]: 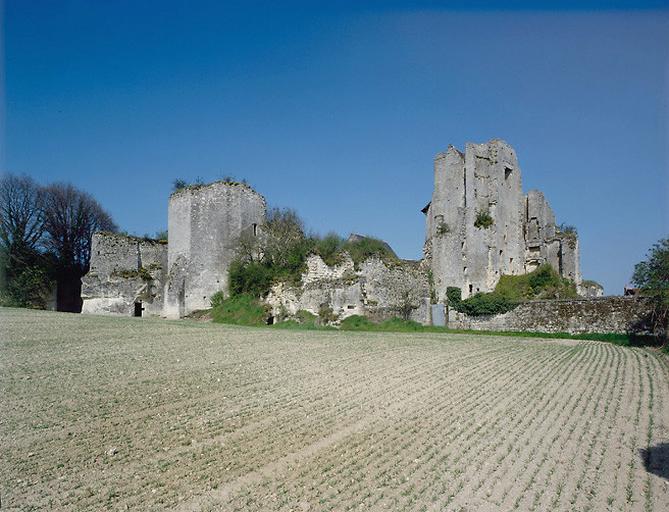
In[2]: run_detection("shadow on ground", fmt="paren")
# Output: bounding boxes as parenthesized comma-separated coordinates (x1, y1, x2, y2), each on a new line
(640, 443, 669, 480)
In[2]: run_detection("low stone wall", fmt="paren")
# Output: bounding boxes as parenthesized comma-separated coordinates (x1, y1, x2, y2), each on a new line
(447, 296, 658, 335)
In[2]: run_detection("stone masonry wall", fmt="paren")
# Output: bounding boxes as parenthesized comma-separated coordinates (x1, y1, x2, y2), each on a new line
(81, 232, 167, 316)
(447, 297, 658, 335)
(266, 254, 432, 325)
(427, 140, 526, 301)
(163, 182, 266, 318)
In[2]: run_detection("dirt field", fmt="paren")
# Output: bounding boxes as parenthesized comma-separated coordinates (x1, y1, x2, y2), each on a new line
(1, 308, 668, 511)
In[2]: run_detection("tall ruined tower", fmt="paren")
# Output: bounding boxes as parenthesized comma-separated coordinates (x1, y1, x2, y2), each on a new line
(163, 182, 266, 318)
(424, 139, 580, 301)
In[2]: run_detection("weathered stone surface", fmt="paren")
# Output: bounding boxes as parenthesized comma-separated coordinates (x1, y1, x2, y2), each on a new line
(579, 281, 605, 298)
(424, 140, 586, 300)
(163, 182, 265, 318)
(266, 254, 432, 324)
(447, 297, 658, 335)
(82, 140, 602, 325)
(81, 232, 167, 316)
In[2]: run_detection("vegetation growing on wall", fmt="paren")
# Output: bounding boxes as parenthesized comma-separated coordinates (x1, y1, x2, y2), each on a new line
(172, 176, 250, 194)
(436, 221, 451, 236)
(556, 223, 578, 249)
(446, 264, 578, 316)
(495, 264, 579, 301)
(446, 286, 517, 316)
(228, 208, 397, 298)
(474, 209, 494, 229)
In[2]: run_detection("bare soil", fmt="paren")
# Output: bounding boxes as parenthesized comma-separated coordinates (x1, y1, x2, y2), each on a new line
(1, 308, 667, 511)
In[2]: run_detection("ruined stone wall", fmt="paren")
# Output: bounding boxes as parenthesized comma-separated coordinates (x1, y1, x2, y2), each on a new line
(163, 182, 266, 318)
(426, 140, 584, 301)
(81, 232, 167, 316)
(428, 140, 525, 300)
(447, 297, 657, 335)
(266, 254, 432, 325)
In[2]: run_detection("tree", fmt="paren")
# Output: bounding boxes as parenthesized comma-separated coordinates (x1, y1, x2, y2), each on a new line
(42, 183, 117, 311)
(0, 174, 51, 308)
(632, 237, 669, 341)
(0, 174, 45, 254)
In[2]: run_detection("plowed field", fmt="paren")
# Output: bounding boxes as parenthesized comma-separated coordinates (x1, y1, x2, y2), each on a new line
(1, 308, 667, 511)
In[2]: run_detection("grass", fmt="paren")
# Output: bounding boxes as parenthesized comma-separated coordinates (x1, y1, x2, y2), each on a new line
(210, 299, 665, 349)
(494, 264, 579, 302)
(210, 293, 269, 326)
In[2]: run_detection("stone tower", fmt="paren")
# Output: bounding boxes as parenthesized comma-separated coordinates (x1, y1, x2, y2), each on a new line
(424, 140, 526, 300)
(424, 139, 580, 301)
(163, 182, 266, 318)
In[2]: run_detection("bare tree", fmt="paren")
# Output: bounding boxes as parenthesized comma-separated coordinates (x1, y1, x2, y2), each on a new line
(0, 173, 45, 259)
(0, 174, 50, 307)
(42, 183, 117, 311)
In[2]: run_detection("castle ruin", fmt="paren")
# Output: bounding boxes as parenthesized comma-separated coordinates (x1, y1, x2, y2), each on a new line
(81, 139, 600, 322)
(423, 140, 581, 301)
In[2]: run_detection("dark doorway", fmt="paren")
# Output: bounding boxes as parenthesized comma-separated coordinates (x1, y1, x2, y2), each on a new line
(134, 302, 143, 317)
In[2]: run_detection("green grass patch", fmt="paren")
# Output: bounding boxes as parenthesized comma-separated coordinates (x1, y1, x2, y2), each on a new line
(211, 294, 269, 327)
(494, 264, 578, 301)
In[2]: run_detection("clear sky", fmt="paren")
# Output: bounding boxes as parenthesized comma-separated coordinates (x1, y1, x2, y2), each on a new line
(2, 1, 668, 295)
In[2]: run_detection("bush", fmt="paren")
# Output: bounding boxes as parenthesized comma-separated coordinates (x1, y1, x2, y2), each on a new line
(211, 294, 269, 326)
(457, 292, 517, 316)
(210, 291, 226, 308)
(313, 233, 344, 266)
(1, 265, 53, 309)
(228, 208, 398, 298)
(339, 315, 376, 330)
(632, 238, 669, 341)
(446, 285, 516, 316)
(228, 260, 275, 298)
(318, 303, 338, 324)
(446, 286, 463, 308)
(343, 237, 397, 267)
(495, 264, 578, 301)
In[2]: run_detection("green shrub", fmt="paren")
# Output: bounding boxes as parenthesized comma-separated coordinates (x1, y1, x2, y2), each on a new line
(210, 291, 226, 308)
(296, 309, 318, 326)
(229, 260, 275, 298)
(474, 210, 494, 229)
(446, 285, 515, 316)
(318, 303, 338, 324)
(457, 292, 517, 316)
(342, 237, 397, 267)
(446, 286, 463, 307)
(339, 315, 375, 330)
(313, 233, 344, 266)
(495, 264, 578, 301)
(1, 266, 53, 309)
(211, 294, 269, 326)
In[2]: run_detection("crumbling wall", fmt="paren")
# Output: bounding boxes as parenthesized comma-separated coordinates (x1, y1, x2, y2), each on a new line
(427, 140, 525, 300)
(81, 232, 167, 316)
(579, 281, 605, 298)
(447, 297, 658, 336)
(163, 182, 266, 318)
(266, 254, 432, 325)
(426, 139, 584, 300)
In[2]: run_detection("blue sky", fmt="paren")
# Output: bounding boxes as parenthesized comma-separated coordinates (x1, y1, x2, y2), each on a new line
(3, 1, 668, 294)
